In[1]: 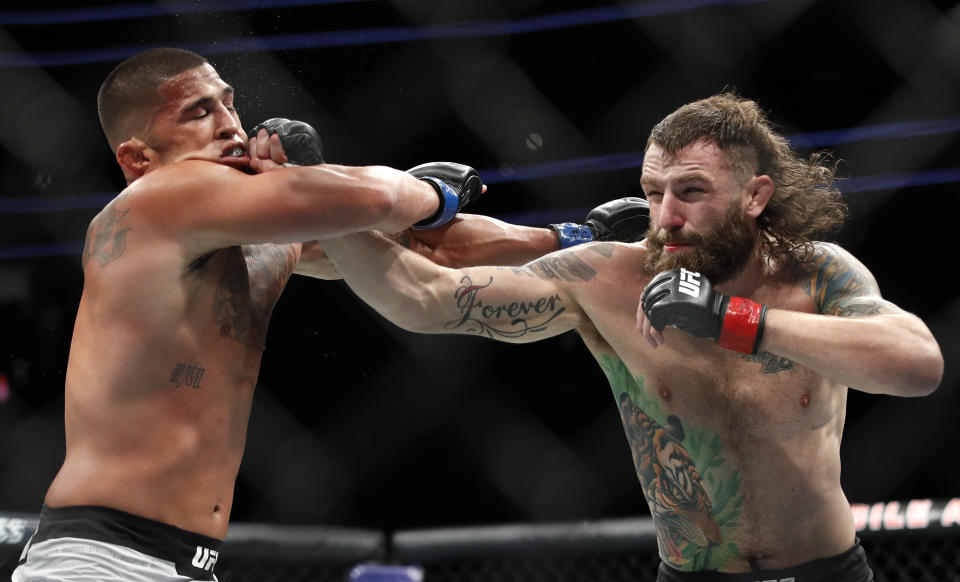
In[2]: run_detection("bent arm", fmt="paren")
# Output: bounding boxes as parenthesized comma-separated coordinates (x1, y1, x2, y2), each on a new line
(134, 161, 440, 252)
(320, 231, 583, 343)
(761, 244, 943, 396)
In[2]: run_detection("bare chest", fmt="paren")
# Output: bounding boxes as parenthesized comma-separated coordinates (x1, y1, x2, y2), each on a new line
(577, 275, 837, 437)
(188, 244, 297, 350)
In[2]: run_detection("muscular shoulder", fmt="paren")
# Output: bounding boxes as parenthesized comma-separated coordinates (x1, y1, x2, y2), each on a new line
(797, 242, 900, 317)
(126, 160, 242, 206)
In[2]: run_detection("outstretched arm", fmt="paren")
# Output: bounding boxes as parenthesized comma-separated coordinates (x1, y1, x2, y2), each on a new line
(320, 231, 585, 343)
(760, 244, 942, 396)
(294, 214, 561, 279)
(294, 194, 651, 279)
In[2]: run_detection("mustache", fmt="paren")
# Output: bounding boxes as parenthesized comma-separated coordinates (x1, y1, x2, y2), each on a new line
(645, 227, 708, 247)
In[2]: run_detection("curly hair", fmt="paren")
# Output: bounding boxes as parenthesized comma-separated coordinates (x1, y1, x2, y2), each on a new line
(646, 92, 848, 266)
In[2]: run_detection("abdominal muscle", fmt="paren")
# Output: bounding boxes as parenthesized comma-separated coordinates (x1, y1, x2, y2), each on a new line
(587, 331, 856, 572)
(44, 336, 256, 540)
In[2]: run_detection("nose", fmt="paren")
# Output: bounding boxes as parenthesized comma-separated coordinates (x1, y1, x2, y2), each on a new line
(215, 106, 242, 141)
(656, 191, 684, 231)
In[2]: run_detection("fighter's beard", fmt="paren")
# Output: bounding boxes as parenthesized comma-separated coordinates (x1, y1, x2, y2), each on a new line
(642, 202, 756, 284)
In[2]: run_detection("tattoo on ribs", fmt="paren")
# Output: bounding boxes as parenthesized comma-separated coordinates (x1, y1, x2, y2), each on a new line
(215, 266, 252, 345)
(444, 275, 564, 338)
(597, 354, 744, 571)
(170, 361, 205, 388)
(82, 206, 131, 267)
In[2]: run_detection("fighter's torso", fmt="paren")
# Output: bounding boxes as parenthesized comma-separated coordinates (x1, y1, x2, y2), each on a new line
(565, 241, 855, 573)
(46, 195, 299, 540)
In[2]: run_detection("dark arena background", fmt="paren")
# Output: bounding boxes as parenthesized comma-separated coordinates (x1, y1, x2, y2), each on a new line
(1, 0, 959, 580)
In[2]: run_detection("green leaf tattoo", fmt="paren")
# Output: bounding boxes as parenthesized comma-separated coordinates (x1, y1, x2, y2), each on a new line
(596, 353, 745, 571)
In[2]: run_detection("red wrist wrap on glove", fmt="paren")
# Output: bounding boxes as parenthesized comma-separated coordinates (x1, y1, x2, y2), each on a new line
(718, 297, 766, 355)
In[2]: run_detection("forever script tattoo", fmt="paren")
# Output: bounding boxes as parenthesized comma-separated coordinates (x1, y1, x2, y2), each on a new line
(442, 251, 601, 339)
(443, 274, 565, 339)
(82, 205, 131, 267)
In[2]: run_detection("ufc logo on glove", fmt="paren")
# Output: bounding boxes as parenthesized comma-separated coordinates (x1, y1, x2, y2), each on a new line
(677, 268, 702, 297)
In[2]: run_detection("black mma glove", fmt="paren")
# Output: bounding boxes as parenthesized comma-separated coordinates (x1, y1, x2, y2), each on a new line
(640, 268, 767, 355)
(249, 118, 325, 166)
(549, 197, 650, 249)
(406, 162, 484, 230)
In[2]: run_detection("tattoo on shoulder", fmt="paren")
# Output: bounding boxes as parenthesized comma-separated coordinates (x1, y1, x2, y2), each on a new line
(169, 361, 205, 389)
(804, 244, 896, 317)
(82, 205, 132, 267)
(444, 274, 565, 339)
(740, 350, 794, 374)
(587, 242, 615, 258)
(527, 252, 597, 282)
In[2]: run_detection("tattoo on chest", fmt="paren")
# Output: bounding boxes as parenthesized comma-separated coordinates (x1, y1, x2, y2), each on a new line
(740, 350, 794, 374)
(169, 361, 206, 389)
(82, 206, 131, 267)
(444, 274, 564, 339)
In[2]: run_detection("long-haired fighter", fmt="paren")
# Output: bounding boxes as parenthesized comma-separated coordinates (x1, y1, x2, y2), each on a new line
(319, 93, 943, 581)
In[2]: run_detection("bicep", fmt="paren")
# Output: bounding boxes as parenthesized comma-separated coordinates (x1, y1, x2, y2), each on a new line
(141, 162, 397, 249)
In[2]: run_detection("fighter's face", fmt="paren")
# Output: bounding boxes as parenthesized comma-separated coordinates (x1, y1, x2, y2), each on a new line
(140, 64, 250, 172)
(640, 140, 757, 283)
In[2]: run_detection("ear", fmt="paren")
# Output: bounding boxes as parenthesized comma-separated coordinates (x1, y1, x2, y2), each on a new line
(744, 175, 774, 218)
(116, 138, 153, 182)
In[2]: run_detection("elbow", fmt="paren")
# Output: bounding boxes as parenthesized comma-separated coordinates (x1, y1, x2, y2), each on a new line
(910, 348, 944, 397)
(897, 343, 944, 397)
(390, 275, 452, 335)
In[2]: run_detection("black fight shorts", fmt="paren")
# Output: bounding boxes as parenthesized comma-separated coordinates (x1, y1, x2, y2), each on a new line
(657, 539, 874, 582)
(13, 504, 222, 581)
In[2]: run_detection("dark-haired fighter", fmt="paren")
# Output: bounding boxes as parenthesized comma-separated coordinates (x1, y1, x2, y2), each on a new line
(11, 46, 583, 581)
(318, 93, 943, 582)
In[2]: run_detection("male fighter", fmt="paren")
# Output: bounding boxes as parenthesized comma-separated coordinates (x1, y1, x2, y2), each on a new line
(12, 47, 648, 581)
(318, 93, 943, 581)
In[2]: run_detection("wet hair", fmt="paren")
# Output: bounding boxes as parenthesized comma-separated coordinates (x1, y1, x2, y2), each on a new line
(646, 92, 848, 266)
(97, 47, 208, 151)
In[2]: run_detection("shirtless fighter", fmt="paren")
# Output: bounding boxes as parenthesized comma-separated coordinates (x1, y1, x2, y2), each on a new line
(317, 93, 944, 581)
(12, 46, 650, 581)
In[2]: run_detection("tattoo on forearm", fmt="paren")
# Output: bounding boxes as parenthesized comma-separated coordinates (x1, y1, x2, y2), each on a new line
(170, 361, 205, 388)
(527, 253, 597, 282)
(444, 275, 564, 338)
(82, 206, 131, 267)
